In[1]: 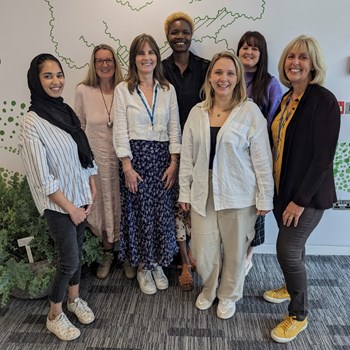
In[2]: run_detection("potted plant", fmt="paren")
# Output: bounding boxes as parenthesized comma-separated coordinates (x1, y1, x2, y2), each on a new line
(0, 170, 104, 307)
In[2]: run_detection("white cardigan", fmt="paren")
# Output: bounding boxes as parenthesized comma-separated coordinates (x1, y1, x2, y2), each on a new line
(178, 100, 274, 217)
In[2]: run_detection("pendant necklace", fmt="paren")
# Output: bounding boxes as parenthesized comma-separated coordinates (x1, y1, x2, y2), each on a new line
(99, 84, 114, 128)
(211, 108, 225, 118)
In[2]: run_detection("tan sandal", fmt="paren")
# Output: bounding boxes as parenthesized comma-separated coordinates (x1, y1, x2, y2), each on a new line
(179, 264, 194, 291)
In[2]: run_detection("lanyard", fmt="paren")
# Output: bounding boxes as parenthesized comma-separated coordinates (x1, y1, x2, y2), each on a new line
(136, 85, 158, 126)
(273, 93, 292, 161)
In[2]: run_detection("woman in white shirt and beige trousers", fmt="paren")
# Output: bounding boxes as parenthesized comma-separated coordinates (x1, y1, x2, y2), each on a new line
(179, 51, 274, 319)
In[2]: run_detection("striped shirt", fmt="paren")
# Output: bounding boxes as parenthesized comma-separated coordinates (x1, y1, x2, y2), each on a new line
(19, 111, 98, 215)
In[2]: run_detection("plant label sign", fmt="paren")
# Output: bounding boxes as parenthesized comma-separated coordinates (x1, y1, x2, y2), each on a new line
(17, 236, 34, 263)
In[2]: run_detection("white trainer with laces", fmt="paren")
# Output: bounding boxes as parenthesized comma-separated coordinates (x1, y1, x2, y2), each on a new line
(67, 298, 95, 324)
(137, 269, 157, 294)
(46, 312, 80, 341)
(152, 265, 169, 290)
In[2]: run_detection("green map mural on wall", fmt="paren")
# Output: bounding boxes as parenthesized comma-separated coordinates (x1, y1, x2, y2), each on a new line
(334, 142, 350, 192)
(43, 0, 266, 72)
(0, 0, 349, 195)
(0, 100, 25, 155)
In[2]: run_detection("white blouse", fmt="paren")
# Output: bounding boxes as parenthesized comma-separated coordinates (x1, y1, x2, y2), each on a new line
(19, 111, 98, 215)
(179, 101, 274, 216)
(113, 81, 181, 160)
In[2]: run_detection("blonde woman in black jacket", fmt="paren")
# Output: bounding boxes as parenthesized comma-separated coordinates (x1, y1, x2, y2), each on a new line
(263, 35, 340, 343)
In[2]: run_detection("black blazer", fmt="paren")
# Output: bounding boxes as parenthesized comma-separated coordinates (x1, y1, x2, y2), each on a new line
(270, 84, 341, 211)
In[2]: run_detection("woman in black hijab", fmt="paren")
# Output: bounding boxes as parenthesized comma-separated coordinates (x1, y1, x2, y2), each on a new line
(19, 53, 97, 341)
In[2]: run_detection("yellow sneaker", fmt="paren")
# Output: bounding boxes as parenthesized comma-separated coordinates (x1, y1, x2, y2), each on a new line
(263, 285, 291, 303)
(271, 316, 308, 343)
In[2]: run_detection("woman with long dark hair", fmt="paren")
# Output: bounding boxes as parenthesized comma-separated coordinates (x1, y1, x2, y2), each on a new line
(113, 34, 181, 295)
(237, 31, 283, 273)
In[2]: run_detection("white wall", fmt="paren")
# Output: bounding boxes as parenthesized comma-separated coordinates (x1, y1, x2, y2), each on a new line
(1, 0, 349, 254)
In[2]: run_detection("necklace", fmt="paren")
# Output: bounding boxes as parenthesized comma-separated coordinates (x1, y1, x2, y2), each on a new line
(211, 108, 227, 118)
(99, 84, 114, 128)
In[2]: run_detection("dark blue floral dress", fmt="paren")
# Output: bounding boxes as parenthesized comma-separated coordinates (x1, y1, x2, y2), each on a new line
(118, 140, 178, 270)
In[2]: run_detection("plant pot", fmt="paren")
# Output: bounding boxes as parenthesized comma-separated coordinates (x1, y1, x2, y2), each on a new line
(10, 260, 54, 300)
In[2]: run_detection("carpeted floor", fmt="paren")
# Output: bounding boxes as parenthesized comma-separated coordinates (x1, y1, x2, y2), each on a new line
(0, 254, 349, 350)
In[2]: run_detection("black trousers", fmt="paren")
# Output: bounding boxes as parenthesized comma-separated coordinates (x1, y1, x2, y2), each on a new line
(44, 209, 86, 303)
(274, 201, 324, 320)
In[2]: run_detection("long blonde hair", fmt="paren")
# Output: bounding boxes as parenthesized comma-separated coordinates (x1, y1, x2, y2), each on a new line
(79, 44, 123, 88)
(202, 51, 247, 111)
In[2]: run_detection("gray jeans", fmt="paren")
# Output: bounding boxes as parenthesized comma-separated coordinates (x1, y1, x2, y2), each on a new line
(44, 209, 86, 303)
(274, 202, 324, 320)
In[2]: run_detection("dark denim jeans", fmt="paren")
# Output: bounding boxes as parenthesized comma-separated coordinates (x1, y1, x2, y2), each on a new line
(44, 209, 86, 303)
(274, 202, 324, 320)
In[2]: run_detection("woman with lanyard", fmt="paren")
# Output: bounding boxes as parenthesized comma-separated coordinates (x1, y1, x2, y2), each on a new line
(263, 35, 340, 343)
(113, 33, 181, 295)
(19, 53, 97, 341)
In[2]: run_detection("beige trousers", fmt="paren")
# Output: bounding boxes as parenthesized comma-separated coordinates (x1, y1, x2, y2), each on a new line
(191, 180, 256, 303)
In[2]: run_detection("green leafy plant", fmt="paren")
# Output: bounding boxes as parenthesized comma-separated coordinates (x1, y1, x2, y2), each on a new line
(0, 170, 104, 307)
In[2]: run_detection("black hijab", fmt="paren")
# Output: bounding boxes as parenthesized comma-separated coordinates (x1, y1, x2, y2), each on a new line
(27, 53, 94, 169)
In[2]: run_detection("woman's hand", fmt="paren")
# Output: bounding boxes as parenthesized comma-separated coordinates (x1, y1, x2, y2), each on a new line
(124, 168, 143, 194)
(69, 206, 87, 226)
(179, 202, 191, 212)
(48, 189, 87, 226)
(282, 201, 305, 227)
(85, 176, 97, 216)
(256, 210, 270, 216)
(162, 161, 178, 190)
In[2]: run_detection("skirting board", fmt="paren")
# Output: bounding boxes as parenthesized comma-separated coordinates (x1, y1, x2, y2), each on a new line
(255, 244, 350, 256)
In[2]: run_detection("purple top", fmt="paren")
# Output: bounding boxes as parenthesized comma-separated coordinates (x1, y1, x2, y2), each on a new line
(245, 71, 283, 127)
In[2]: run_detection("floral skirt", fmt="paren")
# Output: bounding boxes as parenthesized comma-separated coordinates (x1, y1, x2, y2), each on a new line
(251, 215, 265, 247)
(174, 182, 191, 241)
(118, 140, 178, 269)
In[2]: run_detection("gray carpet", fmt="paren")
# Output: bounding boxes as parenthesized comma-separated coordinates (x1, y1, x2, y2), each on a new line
(0, 254, 349, 350)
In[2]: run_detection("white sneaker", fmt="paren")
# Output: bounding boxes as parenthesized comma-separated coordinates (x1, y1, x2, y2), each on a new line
(46, 312, 80, 341)
(217, 299, 236, 319)
(137, 269, 157, 295)
(152, 265, 169, 290)
(67, 298, 95, 324)
(195, 292, 213, 310)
